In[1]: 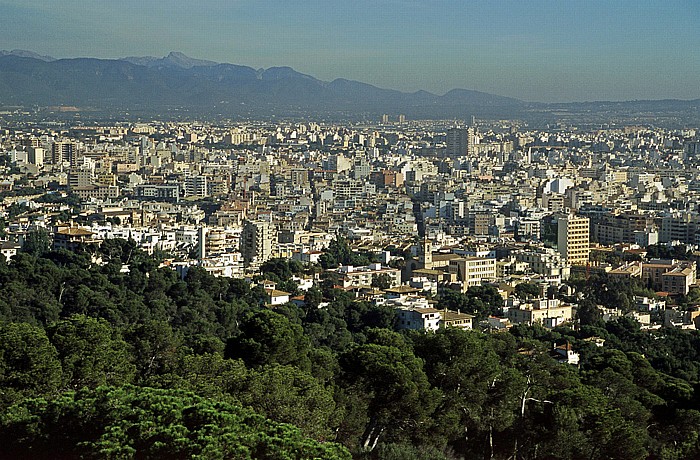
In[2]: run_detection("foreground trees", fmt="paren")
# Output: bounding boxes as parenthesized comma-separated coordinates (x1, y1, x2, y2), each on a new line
(0, 385, 351, 460)
(2, 243, 700, 458)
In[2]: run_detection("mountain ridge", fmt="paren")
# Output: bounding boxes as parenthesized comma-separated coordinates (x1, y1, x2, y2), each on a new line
(0, 51, 698, 120)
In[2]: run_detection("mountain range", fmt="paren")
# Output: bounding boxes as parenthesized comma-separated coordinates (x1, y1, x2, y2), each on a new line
(0, 50, 523, 118)
(0, 50, 698, 122)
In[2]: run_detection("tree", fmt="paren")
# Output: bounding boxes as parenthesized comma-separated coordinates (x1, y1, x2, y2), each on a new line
(260, 257, 303, 281)
(240, 364, 340, 440)
(225, 309, 311, 371)
(514, 282, 541, 300)
(0, 385, 351, 459)
(47, 315, 136, 389)
(98, 237, 139, 264)
(21, 228, 52, 256)
(123, 320, 182, 382)
(576, 298, 604, 327)
(0, 322, 62, 408)
(412, 328, 525, 458)
(304, 286, 324, 309)
(338, 341, 439, 451)
(371, 273, 392, 290)
(437, 286, 503, 320)
(319, 233, 370, 268)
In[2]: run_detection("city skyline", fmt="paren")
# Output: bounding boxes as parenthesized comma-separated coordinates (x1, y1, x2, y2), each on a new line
(0, 0, 699, 103)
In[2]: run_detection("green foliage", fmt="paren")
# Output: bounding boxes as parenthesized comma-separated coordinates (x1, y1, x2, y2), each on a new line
(576, 298, 604, 327)
(0, 385, 351, 460)
(239, 364, 340, 440)
(319, 233, 370, 269)
(21, 228, 52, 256)
(124, 320, 182, 382)
(225, 309, 312, 371)
(46, 315, 136, 389)
(0, 322, 62, 409)
(646, 243, 692, 260)
(338, 339, 440, 449)
(358, 442, 454, 460)
(514, 282, 540, 300)
(260, 257, 304, 281)
(371, 272, 393, 289)
(437, 285, 503, 320)
(2, 239, 700, 458)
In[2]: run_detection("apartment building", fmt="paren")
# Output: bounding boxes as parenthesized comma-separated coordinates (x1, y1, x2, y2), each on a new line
(557, 214, 590, 266)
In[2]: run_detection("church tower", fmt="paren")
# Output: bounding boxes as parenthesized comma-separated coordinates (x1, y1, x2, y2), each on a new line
(421, 237, 433, 270)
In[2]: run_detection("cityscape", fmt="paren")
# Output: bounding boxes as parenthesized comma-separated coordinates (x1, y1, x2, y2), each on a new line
(1, 1, 700, 459)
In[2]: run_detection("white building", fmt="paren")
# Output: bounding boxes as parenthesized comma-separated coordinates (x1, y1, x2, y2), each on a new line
(396, 307, 442, 332)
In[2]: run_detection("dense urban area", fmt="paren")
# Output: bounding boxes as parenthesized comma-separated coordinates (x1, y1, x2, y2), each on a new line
(3, 114, 700, 459)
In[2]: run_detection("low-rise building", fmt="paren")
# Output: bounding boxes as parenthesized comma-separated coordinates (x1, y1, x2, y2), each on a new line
(642, 259, 696, 295)
(0, 241, 20, 261)
(396, 307, 442, 332)
(507, 298, 573, 328)
(337, 263, 401, 288)
(53, 226, 101, 251)
(440, 310, 474, 330)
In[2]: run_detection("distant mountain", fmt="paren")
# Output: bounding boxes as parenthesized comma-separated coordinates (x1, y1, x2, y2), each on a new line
(0, 51, 527, 118)
(6, 51, 695, 123)
(0, 49, 55, 62)
(121, 51, 219, 69)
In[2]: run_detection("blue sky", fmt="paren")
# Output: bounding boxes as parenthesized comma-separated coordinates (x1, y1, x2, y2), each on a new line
(1, 0, 698, 102)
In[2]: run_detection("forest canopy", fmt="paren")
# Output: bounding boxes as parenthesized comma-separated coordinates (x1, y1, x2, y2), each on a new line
(1, 242, 700, 459)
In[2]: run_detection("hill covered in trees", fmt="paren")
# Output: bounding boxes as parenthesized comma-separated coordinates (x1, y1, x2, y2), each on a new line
(2, 239, 700, 459)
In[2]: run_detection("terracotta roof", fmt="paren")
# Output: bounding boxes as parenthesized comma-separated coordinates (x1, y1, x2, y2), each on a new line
(384, 285, 421, 294)
(56, 227, 94, 236)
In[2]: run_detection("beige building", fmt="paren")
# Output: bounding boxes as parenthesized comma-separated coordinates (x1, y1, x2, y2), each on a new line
(240, 220, 275, 267)
(557, 215, 590, 266)
(53, 227, 101, 251)
(337, 263, 401, 289)
(440, 310, 475, 330)
(448, 257, 497, 287)
(642, 259, 697, 295)
(507, 299, 573, 328)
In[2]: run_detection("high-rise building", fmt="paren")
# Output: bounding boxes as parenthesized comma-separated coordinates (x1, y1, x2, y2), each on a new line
(290, 168, 309, 187)
(398, 114, 406, 123)
(27, 147, 44, 167)
(352, 157, 371, 179)
(241, 220, 275, 266)
(446, 127, 475, 157)
(52, 141, 76, 165)
(68, 169, 95, 189)
(325, 154, 351, 173)
(557, 215, 590, 266)
(185, 174, 208, 197)
(381, 114, 389, 124)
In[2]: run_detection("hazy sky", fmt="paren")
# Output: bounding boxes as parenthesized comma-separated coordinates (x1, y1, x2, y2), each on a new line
(1, 0, 698, 102)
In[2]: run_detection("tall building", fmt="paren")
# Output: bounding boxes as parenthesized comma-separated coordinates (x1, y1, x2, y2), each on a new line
(446, 127, 475, 157)
(241, 220, 275, 266)
(557, 215, 590, 266)
(381, 114, 389, 124)
(68, 169, 95, 189)
(290, 169, 309, 187)
(52, 141, 76, 165)
(352, 157, 371, 179)
(185, 174, 208, 197)
(27, 147, 44, 167)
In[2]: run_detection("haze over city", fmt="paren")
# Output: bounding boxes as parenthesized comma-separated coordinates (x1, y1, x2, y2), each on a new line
(1, 0, 699, 102)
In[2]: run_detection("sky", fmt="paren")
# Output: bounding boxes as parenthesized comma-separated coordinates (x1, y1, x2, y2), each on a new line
(1, 0, 698, 102)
